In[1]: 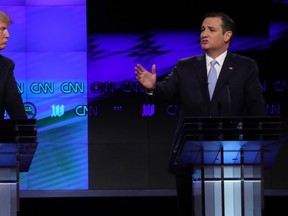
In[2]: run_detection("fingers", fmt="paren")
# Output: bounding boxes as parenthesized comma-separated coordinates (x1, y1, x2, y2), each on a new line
(134, 64, 146, 81)
(135, 64, 145, 73)
(135, 65, 142, 81)
(134, 63, 156, 78)
(152, 64, 156, 74)
(135, 64, 155, 72)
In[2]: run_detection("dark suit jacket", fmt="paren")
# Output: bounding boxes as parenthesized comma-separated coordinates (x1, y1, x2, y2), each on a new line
(153, 51, 267, 119)
(0, 55, 27, 119)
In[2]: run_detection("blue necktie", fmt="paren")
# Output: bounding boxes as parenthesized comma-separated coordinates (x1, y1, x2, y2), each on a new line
(208, 60, 217, 99)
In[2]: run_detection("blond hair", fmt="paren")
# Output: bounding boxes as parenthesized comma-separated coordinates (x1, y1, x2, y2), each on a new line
(0, 10, 12, 25)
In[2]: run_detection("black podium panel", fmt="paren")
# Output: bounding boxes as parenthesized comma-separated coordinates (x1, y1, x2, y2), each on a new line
(0, 119, 37, 216)
(0, 119, 37, 171)
(169, 116, 288, 216)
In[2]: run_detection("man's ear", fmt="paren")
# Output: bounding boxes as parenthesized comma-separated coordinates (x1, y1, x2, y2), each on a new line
(224, 31, 232, 43)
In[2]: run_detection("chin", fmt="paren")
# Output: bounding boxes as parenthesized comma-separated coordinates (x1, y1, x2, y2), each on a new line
(201, 46, 209, 51)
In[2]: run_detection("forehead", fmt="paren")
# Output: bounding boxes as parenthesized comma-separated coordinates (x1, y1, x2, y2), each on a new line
(0, 19, 8, 27)
(202, 17, 222, 28)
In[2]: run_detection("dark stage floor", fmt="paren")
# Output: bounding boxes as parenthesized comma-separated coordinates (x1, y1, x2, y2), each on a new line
(18, 195, 287, 216)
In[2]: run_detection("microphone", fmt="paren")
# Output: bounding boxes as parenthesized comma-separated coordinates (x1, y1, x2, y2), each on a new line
(226, 82, 232, 116)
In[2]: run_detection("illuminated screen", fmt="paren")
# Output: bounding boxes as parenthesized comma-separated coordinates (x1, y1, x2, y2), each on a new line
(0, 0, 88, 190)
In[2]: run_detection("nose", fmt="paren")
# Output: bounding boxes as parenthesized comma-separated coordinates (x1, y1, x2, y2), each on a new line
(201, 30, 208, 37)
(5, 29, 10, 38)
(1, 29, 10, 37)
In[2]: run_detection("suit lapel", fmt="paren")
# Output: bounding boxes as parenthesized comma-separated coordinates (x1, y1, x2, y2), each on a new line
(195, 54, 209, 87)
(213, 53, 235, 97)
(194, 54, 210, 99)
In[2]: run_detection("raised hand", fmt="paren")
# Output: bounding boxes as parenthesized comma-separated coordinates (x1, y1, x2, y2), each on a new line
(134, 64, 157, 90)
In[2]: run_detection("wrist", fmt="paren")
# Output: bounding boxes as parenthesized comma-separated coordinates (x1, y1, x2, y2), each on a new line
(145, 88, 154, 95)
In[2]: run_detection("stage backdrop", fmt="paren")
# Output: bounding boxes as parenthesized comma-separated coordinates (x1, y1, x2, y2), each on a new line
(0, 0, 288, 194)
(87, 0, 288, 191)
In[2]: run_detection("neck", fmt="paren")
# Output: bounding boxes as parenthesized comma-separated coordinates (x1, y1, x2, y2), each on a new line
(206, 48, 228, 59)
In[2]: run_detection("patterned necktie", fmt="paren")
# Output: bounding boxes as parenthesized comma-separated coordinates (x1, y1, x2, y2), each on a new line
(208, 60, 217, 99)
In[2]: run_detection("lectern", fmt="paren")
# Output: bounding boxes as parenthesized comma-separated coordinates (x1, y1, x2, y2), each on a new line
(169, 116, 287, 216)
(0, 119, 37, 216)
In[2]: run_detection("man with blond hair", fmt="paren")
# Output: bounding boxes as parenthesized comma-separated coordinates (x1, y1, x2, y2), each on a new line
(0, 10, 27, 119)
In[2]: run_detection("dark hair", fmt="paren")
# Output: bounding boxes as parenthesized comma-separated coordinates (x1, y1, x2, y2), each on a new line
(203, 11, 235, 45)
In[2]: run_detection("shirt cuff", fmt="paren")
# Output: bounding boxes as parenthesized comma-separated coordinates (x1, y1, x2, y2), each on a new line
(145, 89, 154, 95)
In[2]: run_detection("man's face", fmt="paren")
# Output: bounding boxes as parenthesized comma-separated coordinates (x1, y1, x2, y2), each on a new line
(0, 20, 9, 50)
(200, 17, 231, 53)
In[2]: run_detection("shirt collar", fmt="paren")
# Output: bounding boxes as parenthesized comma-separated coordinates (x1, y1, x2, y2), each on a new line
(206, 50, 227, 67)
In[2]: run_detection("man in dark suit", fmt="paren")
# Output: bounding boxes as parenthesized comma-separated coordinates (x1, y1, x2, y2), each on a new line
(0, 10, 27, 119)
(135, 11, 266, 216)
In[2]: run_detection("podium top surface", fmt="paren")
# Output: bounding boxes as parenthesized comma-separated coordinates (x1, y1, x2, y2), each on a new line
(177, 116, 287, 141)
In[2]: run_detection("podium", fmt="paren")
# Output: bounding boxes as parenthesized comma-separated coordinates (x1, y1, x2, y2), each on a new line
(0, 119, 37, 216)
(169, 116, 287, 216)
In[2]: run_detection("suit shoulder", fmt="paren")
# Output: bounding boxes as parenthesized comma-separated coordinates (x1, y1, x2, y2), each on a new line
(228, 52, 257, 64)
(0, 54, 14, 66)
(177, 54, 204, 65)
